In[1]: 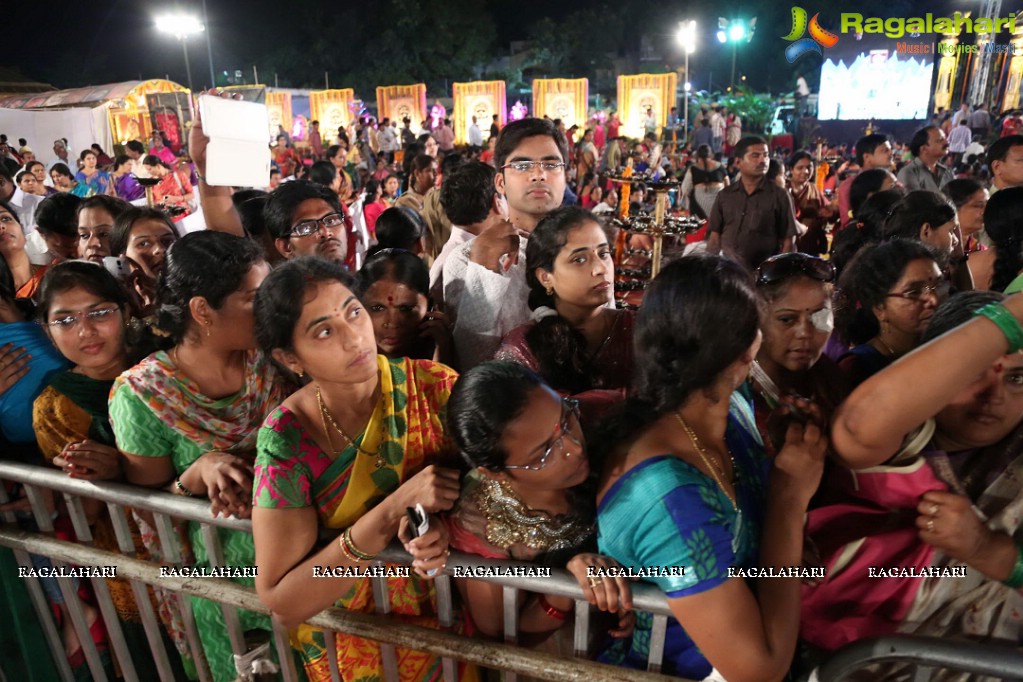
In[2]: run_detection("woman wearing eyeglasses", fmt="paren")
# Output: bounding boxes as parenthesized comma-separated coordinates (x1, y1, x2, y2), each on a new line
(745, 253, 850, 458)
(32, 261, 191, 677)
(835, 239, 947, 387)
(251, 257, 473, 682)
(596, 255, 826, 681)
(445, 361, 634, 645)
(495, 206, 632, 423)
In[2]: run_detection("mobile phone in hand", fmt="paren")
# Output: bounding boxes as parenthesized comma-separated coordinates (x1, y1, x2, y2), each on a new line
(406, 504, 429, 538)
(102, 256, 130, 280)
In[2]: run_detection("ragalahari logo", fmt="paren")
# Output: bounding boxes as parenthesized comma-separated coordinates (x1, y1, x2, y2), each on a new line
(783, 7, 839, 62)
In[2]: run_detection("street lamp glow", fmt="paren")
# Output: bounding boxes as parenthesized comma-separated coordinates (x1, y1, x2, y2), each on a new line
(684, 82, 692, 92)
(677, 20, 697, 54)
(157, 13, 204, 91)
(728, 24, 746, 42)
(717, 30, 727, 43)
(158, 14, 204, 40)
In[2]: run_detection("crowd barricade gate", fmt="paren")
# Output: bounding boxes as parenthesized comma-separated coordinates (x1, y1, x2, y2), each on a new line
(815, 635, 1023, 681)
(2, 461, 1021, 681)
(0, 461, 682, 682)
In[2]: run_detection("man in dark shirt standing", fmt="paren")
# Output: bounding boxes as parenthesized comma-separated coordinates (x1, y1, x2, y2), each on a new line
(706, 136, 797, 270)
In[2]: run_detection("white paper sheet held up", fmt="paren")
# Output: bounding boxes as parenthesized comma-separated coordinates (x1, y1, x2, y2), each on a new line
(199, 95, 271, 188)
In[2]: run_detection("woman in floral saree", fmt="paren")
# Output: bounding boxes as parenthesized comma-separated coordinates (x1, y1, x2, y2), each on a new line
(252, 256, 475, 682)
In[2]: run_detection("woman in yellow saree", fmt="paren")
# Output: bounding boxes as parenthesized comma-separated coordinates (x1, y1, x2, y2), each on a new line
(251, 257, 475, 681)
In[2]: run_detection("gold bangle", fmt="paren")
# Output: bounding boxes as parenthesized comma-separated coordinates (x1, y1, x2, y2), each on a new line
(344, 527, 376, 561)
(338, 530, 360, 562)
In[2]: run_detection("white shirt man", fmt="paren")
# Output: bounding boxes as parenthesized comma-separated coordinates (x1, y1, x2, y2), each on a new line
(443, 120, 567, 369)
(45, 140, 76, 185)
(964, 139, 985, 162)
(947, 121, 973, 154)
(468, 117, 484, 147)
(377, 122, 398, 153)
(952, 104, 970, 127)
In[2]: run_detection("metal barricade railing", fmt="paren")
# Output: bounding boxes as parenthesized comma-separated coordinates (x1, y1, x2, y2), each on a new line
(7, 461, 1020, 682)
(0, 460, 681, 682)
(816, 635, 1023, 681)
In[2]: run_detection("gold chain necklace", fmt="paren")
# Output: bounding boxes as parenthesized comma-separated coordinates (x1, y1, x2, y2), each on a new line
(875, 335, 900, 357)
(674, 412, 737, 511)
(317, 394, 343, 456)
(316, 386, 385, 469)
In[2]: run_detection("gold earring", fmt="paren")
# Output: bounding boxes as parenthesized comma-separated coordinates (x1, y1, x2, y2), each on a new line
(296, 369, 305, 378)
(545, 284, 554, 297)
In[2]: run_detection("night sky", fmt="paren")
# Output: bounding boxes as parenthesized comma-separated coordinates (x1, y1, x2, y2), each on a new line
(4, 0, 1005, 94)
(6, 0, 577, 90)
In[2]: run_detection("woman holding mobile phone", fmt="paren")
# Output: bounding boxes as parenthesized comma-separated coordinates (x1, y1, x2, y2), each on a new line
(252, 257, 475, 681)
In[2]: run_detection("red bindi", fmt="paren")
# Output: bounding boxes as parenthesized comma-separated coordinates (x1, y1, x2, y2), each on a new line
(994, 362, 1004, 373)
(387, 296, 394, 304)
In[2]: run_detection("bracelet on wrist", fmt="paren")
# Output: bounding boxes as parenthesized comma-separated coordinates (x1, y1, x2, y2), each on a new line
(337, 530, 359, 562)
(338, 527, 375, 562)
(1003, 543, 1023, 589)
(975, 302, 1023, 353)
(537, 594, 570, 621)
(174, 477, 195, 497)
(195, 170, 207, 183)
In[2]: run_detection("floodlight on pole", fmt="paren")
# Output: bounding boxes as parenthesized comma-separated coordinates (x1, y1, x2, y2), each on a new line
(676, 20, 697, 144)
(718, 18, 756, 87)
(157, 14, 205, 91)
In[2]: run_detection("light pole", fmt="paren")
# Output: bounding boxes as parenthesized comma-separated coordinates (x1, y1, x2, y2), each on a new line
(201, 0, 215, 88)
(676, 20, 697, 143)
(157, 14, 205, 91)
(717, 18, 756, 89)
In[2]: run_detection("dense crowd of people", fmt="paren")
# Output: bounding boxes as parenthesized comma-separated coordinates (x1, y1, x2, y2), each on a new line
(1, 94, 1023, 682)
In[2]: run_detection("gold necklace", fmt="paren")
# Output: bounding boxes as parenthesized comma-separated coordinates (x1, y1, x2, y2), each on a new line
(473, 477, 593, 554)
(317, 395, 343, 456)
(674, 412, 737, 511)
(875, 335, 899, 357)
(316, 386, 385, 469)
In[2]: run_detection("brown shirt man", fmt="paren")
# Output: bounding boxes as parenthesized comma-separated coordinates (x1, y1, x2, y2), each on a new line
(707, 138, 797, 269)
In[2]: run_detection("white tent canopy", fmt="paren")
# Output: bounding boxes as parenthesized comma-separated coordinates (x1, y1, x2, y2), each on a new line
(0, 106, 112, 165)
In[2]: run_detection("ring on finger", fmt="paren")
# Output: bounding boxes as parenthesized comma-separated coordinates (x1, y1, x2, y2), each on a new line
(588, 576, 603, 588)
(926, 518, 935, 532)
(928, 503, 940, 516)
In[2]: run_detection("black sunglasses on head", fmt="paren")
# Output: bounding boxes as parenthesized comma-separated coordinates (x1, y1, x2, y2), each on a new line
(756, 253, 836, 287)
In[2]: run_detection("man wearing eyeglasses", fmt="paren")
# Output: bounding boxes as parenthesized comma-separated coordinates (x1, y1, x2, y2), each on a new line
(263, 180, 349, 266)
(443, 118, 569, 369)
